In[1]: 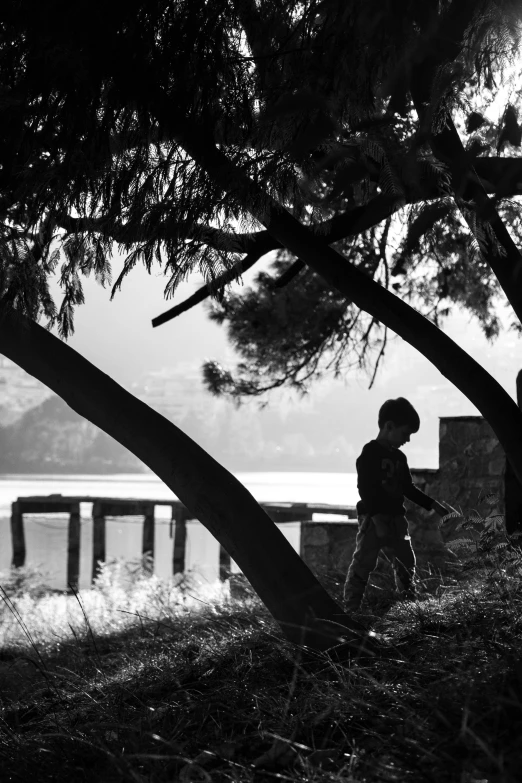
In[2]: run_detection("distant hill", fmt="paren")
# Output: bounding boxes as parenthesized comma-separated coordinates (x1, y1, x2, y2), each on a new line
(0, 388, 358, 474)
(0, 395, 147, 474)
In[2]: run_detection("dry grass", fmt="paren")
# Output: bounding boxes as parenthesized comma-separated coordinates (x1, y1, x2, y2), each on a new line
(0, 556, 521, 783)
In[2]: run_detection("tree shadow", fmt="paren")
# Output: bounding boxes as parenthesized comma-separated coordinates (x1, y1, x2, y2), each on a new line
(0, 595, 347, 781)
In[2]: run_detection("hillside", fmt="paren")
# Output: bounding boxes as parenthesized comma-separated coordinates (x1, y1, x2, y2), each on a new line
(0, 389, 359, 474)
(0, 395, 146, 474)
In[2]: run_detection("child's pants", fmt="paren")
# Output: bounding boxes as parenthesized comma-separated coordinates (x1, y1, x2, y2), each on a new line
(343, 513, 416, 611)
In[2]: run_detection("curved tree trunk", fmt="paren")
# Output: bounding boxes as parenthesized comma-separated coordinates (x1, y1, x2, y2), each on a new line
(166, 119, 522, 486)
(502, 371, 522, 535)
(0, 302, 377, 657)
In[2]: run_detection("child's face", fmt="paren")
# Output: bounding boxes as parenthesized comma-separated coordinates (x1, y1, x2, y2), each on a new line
(381, 422, 413, 449)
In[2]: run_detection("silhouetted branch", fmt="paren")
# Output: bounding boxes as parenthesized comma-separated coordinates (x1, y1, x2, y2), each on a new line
(151, 248, 265, 327)
(272, 258, 306, 288)
(55, 157, 522, 252)
(55, 213, 249, 252)
(412, 75, 522, 324)
(151, 195, 404, 326)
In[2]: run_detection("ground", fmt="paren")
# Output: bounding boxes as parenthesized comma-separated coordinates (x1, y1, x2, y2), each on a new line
(0, 557, 521, 782)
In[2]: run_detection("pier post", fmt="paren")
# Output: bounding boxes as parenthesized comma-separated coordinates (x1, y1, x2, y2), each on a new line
(10, 501, 26, 568)
(67, 502, 81, 591)
(172, 505, 187, 575)
(92, 501, 106, 583)
(142, 503, 155, 574)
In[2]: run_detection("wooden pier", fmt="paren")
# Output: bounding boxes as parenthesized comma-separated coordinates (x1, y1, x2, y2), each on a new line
(10, 495, 357, 591)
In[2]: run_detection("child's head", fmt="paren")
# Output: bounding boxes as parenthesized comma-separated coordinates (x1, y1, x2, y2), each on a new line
(377, 397, 420, 449)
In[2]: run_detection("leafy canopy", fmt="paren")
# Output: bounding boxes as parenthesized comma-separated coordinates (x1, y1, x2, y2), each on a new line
(0, 0, 521, 394)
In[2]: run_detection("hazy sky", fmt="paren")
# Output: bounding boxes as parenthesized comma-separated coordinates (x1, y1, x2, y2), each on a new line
(48, 251, 522, 471)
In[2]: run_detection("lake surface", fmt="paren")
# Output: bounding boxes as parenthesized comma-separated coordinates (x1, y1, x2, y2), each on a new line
(0, 472, 359, 590)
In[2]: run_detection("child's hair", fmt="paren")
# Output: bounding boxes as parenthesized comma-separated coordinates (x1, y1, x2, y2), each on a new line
(378, 397, 420, 432)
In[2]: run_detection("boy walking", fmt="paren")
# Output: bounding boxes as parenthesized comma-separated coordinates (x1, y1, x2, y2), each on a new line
(344, 397, 447, 612)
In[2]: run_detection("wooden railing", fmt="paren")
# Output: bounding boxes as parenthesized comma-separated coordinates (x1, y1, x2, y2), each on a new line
(10, 495, 357, 591)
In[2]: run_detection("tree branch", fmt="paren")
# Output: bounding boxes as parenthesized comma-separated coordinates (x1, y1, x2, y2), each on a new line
(151, 247, 266, 327)
(474, 158, 522, 200)
(152, 194, 397, 325)
(55, 157, 522, 250)
(55, 145, 522, 333)
(149, 108, 522, 487)
(150, 194, 402, 326)
(272, 258, 306, 288)
(55, 212, 251, 253)
(411, 90, 522, 325)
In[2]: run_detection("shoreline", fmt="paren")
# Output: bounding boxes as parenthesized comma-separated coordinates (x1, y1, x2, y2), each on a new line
(0, 468, 353, 479)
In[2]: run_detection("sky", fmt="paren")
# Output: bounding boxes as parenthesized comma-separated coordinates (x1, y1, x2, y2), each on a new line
(47, 249, 522, 472)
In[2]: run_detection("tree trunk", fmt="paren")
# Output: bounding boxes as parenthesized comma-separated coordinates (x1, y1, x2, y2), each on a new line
(0, 302, 377, 657)
(166, 120, 522, 488)
(503, 371, 522, 535)
(410, 88, 522, 326)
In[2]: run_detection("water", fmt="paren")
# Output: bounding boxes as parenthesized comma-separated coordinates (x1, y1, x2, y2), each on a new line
(0, 472, 359, 590)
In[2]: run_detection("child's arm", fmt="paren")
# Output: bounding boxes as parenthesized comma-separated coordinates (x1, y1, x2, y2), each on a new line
(403, 475, 435, 511)
(431, 500, 451, 518)
(402, 456, 448, 517)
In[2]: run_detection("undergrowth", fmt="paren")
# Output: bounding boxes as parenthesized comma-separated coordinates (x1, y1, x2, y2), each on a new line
(0, 513, 521, 783)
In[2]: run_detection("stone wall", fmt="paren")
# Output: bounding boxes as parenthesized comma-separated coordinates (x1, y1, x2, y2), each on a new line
(299, 416, 507, 591)
(407, 416, 505, 562)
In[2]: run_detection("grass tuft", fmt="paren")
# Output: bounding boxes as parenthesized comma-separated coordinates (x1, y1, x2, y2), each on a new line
(0, 555, 521, 782)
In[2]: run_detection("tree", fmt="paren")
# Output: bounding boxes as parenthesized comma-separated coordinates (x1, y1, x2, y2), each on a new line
(0, 305, 375, 655)
(144, 0, 522, 493)
(153, 12, 522, 395)
(1, 0, 522, 654)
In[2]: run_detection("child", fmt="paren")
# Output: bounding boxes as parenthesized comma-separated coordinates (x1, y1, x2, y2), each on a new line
(344, 397, 447, 613)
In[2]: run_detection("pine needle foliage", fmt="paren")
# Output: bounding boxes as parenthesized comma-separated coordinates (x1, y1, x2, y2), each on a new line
(441, 490, 522, 576)
(203, 232, 386, 397)
(0, 0, 521, 384)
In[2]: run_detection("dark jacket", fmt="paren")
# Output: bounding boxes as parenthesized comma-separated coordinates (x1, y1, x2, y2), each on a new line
(356, 439, 434, 517)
